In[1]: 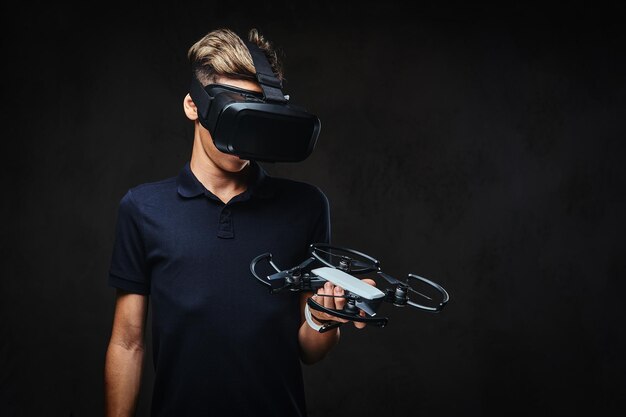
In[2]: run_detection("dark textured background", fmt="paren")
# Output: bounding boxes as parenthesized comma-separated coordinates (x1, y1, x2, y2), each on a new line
(1, 2, 625, 416)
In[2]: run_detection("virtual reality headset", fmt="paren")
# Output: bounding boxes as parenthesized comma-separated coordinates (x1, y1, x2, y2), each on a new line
(189, 40, 321, 163)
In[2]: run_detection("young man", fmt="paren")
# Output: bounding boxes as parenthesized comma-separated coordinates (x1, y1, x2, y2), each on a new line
(104, 28, 375, 417)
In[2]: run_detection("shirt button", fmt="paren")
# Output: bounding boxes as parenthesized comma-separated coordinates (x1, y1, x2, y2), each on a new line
(219, 209, 232, 225)
(217, 208, 234, 238)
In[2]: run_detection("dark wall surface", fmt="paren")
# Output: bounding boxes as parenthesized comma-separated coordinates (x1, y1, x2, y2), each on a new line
(1, 2, 625, 416)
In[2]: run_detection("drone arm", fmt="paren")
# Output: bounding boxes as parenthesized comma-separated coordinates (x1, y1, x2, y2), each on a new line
(305, 275, 327, 292)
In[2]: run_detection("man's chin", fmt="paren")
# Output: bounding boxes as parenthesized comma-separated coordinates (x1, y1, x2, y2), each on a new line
(220, 156, 250, 172)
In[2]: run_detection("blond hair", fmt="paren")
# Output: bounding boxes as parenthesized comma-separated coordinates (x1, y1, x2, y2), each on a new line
(187, 28, 283, 86)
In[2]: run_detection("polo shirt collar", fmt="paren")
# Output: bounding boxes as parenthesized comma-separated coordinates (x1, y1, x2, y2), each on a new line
(177, 160, 274, 199)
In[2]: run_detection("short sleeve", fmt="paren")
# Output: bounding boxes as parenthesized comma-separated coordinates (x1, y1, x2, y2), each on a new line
(310, 187, 331, 245)
(107, 189, 151, 294)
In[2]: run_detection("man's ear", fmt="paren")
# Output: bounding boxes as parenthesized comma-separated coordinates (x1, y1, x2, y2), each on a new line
(183, 93, 198, 121)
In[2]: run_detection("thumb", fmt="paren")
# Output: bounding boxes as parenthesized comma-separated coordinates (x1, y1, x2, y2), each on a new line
(361, 278, 376, 287)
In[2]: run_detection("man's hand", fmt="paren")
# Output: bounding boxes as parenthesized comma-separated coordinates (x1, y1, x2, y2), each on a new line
(309, 278, 377, 329)
(298, 278, 377, 364)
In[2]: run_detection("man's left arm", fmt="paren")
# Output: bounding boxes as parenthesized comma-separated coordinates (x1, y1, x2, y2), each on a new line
(298, 186, 376, 364)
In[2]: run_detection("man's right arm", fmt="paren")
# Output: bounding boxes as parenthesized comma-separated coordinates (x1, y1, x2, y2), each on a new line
(104, 289, 149, 417)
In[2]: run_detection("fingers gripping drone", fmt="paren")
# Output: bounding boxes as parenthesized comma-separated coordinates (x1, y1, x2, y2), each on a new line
(250, 243, 450, 333)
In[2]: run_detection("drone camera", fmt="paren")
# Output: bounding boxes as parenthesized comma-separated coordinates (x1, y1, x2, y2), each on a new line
(343, 299, 359, 315)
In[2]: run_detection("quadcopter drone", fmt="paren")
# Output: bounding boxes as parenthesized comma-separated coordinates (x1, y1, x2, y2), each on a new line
(250, 243, 450, 333)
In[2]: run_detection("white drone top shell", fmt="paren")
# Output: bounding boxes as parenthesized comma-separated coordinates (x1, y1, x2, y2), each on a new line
(311, 267, 386, 300)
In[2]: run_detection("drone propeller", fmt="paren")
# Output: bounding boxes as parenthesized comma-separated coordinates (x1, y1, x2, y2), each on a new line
(295, 256, 317, 271)
(378, 270, 449, 312)
(377, 270, 405, 286)
(266, 270, 292, 291)
(310, 243, 381, 274)
(350, 258, 377, 270)
(354, 299, 378, 317)
(312, 247, 372, 269)
(377, 271, 433, 300)
(251, 253, 322, 293)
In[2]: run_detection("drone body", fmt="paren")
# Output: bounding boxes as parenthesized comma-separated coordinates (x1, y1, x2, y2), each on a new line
(250, 243, 450, 333)
(312, 267, 386, 302)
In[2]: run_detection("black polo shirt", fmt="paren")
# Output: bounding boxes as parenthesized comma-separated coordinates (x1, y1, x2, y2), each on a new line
(107, 159, 331, 417)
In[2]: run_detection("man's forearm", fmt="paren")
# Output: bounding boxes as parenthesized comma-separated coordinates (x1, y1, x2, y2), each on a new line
(104, 341, 145, 417)
(298, 317, 340, 365)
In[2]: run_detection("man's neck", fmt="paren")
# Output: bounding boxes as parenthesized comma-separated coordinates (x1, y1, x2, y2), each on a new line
(189, 137, 251, 203)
